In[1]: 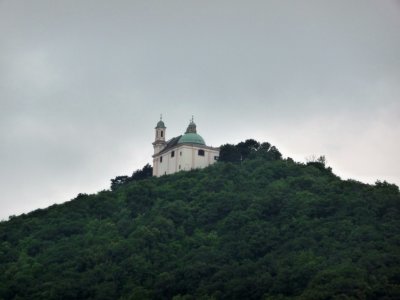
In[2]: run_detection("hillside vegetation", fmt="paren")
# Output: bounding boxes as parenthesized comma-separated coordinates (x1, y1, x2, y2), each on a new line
(0, 140, 399, 300)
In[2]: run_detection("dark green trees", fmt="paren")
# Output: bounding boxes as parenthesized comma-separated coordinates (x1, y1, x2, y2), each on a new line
(219, 139, 282, 163)
(0, 140, 399, 299)
(111, 163, 153, 191)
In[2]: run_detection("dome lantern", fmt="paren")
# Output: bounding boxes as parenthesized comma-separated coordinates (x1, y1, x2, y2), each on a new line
(185, 115, 197, 134)
(178, 116, 205, 145)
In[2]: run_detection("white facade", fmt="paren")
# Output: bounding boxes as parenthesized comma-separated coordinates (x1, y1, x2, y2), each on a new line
(152, 118, 219, 177)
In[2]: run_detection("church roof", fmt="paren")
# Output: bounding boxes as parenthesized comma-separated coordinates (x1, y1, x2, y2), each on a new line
(177, 118, 206, 145)
(156, 135, 182, 156)
(156, 120, 166, 128)
(178, 133, 205, 145)
(153, 117, 217, 158)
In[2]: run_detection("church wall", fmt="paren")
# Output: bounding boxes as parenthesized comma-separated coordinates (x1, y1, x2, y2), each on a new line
(155, 149, 175, 176)
(153, 145, 219, 177)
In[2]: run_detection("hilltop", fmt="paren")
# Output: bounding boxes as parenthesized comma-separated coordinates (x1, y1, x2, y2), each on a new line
(0, 140, 399, 299)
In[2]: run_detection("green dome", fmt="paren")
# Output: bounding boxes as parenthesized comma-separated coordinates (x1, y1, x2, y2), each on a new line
(178, 133, 205, 145)
(156, 120, 166, 128)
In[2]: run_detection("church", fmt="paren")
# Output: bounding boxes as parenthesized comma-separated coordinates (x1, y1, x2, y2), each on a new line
(152, 117, 220, 177)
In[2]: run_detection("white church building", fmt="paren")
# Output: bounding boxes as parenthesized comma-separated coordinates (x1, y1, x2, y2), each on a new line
(152, 117, 219, 177)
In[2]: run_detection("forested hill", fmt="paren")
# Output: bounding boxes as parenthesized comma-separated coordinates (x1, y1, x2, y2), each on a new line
(1, 140, 399, 300)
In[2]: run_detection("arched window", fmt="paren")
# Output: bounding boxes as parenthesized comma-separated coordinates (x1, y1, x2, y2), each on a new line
(161, 131, 164, 138)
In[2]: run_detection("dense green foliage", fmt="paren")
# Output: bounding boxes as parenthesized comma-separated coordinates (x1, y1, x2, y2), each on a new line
(110, 164, 153, 191)
(219, 139, 282, 163)
(1, 141, 399, 299)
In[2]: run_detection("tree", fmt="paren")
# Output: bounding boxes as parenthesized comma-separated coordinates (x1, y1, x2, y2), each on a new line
(2, 140, 399, 300)
(132, 164, 153, 181)
(110, 176, 129, 191)
(219, 140, 283, 163)
(110, 164, 153, 191)
(219, 144, 241, 162)
(306, 155, 326, 170)
(237, 139, 260, 160)
(268, 146, 282, 161)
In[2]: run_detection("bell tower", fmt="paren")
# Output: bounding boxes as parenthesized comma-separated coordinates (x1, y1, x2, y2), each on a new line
(153, 115, 167, 154)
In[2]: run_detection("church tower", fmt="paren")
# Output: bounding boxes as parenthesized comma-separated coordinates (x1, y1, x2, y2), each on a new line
(152, 116, 167, 154)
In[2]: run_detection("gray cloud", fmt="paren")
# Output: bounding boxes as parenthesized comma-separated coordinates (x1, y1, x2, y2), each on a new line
(1, 0, 399, 219)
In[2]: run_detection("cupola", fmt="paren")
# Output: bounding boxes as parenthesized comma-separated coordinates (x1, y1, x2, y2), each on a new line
(178, 117, 206, 145)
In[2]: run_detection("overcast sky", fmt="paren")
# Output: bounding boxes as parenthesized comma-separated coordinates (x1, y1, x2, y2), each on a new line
(1, 0, 399, 220)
